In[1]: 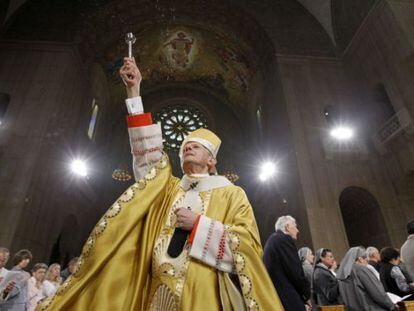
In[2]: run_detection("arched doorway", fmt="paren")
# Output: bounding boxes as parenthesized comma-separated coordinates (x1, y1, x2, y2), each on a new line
(339, 186, 391, 248)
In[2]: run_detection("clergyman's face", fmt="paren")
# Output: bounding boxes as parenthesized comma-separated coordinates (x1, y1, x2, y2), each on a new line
(182, 141, 215, 172)
(0, 252, 9, 268)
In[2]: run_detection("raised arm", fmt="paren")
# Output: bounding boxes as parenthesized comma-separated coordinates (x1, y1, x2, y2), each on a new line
(119, 58, 163, 181)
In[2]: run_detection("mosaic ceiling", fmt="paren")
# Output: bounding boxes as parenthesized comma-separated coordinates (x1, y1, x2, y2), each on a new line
(103, 25, 256, 107)
(2, 0, 378, 112)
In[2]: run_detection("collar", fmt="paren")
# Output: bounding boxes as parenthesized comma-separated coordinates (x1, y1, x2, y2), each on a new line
(317, 262, 329, 270)
(180, 174, 232, 192)
(408, 234, 414, 240)
(188, 173, 209, 178)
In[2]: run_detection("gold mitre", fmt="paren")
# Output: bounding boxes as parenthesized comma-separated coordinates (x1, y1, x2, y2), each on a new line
(179, 128, 221, 159)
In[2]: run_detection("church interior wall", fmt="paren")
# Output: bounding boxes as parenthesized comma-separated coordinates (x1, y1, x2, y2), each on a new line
(276, 55, 351, 257)
(1, 0, 413, 264)
(274, 0, 414, 257)
(0, 41, 98, 264)
(253, 56, 314, 248)
(343, 0, 414, 245)
(276, 54, 405, 258)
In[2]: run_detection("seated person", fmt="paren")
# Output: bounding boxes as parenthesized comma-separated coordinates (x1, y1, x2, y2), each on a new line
(312, 248, 341, 306)
(337, 247, 396, 311)
(379, 247, 414, 297)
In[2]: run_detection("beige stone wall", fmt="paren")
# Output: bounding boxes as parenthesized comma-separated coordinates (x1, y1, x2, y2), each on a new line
(276, 56, 351, 257)
(0, 41, 95, 263)
(344, 0, 414, 241)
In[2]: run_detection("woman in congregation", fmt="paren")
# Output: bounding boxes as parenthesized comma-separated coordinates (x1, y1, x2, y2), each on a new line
(27, 263, 47, 311)
(298, 247, 314, 288)
(337, 246, 397, 311)
(379, 247, 414, 297)
(42, 263, 62, 298)
(0, 249, 32, 311)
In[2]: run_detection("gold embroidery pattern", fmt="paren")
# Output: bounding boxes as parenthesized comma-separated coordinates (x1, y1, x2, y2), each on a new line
(37, 295, 54, 311)
(92, 218, 107, 237)
(228, 231, 240, 252)
(118, 187, 135, 202)
(106, 202, 122, 218)
(136, 179, 147, 190)
(246, 298, 259, 311)
(152, 234, 188, 278)
(234, 252, 246, 272)
(56, 275, 73, 296)
(227, 227, 260, 310)
(239, 274, 252, 295)
(148, 284, 178, 311)
(72, 256, 84, 278)
(38, 155, 169, 310)
(151, 189, 212, 307)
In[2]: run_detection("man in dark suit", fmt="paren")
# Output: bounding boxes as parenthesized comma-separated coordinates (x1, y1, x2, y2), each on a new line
(263, 215, 311, 311)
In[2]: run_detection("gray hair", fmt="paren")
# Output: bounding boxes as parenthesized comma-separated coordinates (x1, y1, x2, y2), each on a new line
(275, 215, 296, 233)
(0, 247, 10, 254)
(366, 246, 379, 258)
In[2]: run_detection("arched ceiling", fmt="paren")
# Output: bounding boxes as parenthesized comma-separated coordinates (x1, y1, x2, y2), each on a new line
(3, 0, 337, 56)
(104, 25, 257, 111)
(332, 0, 378, 52)
(297, 0, 336, 44)
(2, 0, 274, 115)
(2, 0, 378, 55)
(1, 0, 378, 116)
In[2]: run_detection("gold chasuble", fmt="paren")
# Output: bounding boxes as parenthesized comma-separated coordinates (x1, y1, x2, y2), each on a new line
(37, 155, 284, 311)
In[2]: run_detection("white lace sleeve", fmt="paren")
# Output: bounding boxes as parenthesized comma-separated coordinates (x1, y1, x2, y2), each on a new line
(189, 215, 234, 273)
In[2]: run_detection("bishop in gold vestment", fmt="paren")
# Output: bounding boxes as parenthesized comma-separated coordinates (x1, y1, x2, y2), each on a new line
(37, 58, 284, 311)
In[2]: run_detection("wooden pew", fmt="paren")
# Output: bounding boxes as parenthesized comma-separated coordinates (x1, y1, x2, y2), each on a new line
(317, 306, 345, 311)
(398, 301, 414, 311)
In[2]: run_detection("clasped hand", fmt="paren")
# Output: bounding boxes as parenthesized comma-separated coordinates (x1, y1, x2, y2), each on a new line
(175, 208, 198, 231)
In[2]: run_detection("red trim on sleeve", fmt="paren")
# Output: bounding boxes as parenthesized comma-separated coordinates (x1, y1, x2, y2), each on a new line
(188, 215, 201, 245)
(126, 113, 153, 128)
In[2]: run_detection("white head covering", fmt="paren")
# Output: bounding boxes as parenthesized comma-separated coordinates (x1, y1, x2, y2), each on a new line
(298, 247, 312, 263)
(313, 248, 324, 270)
(337, 246, 366, 280)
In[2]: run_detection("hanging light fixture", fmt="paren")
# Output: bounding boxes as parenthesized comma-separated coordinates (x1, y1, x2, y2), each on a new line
(112, 165, 132, 182)
(224, 171, 239, 184)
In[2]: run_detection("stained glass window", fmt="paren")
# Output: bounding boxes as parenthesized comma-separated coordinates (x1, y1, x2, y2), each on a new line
(155, 106, 208, 150)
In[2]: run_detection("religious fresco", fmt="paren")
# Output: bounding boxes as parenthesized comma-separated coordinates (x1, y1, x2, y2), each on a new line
(162, 31, 196, 70)
(103, 26, 255, 106)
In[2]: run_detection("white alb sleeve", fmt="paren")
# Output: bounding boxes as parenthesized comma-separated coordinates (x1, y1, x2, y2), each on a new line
(189, 215, 234, 273)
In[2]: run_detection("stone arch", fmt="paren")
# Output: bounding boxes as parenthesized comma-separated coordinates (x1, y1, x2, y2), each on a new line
(339, 186, 391, 248)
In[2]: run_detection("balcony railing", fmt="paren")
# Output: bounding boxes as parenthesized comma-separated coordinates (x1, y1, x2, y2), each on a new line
(373, 108, 414, 154)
